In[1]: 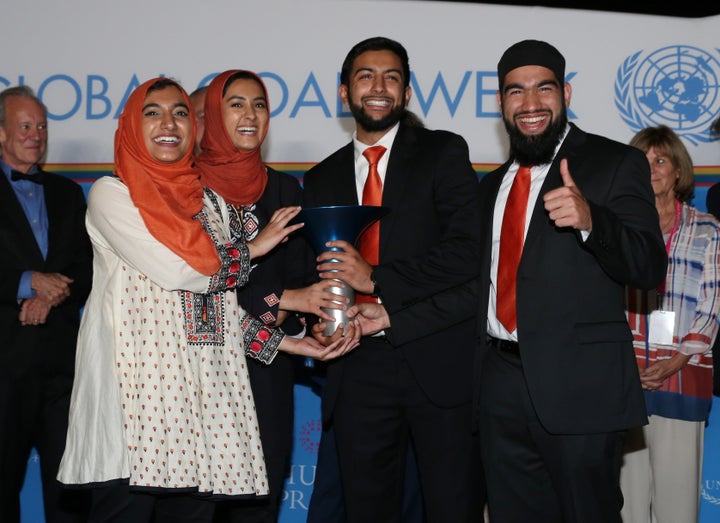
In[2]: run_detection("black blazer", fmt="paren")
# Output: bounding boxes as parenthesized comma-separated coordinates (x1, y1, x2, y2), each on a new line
(236, 167, 307, 336)
(303, 123, 483, 420)
(474, 123, 667, 434)
(0, 169, 92, 378)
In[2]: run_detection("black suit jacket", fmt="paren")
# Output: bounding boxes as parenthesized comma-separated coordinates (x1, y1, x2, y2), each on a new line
(0, 169, 92, 378)
(474, 123, 667, 434)
(237, 167, 306, 335)
(303, 123, 483, 421)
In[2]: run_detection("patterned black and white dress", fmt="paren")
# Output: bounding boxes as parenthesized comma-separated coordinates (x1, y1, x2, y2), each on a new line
(58, 176, 283, 497)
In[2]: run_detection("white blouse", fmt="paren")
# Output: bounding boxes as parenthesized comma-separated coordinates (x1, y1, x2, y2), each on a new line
(58, 176, 276, 497)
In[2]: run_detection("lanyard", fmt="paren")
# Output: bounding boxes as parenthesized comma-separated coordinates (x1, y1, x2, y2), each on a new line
(657, 200, 681, 295)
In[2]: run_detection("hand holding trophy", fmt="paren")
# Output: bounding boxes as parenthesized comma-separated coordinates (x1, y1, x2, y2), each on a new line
(294, 205, 389, 335)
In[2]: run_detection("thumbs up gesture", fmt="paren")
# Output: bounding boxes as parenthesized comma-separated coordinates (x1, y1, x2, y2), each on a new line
(543, 158, 592, 232)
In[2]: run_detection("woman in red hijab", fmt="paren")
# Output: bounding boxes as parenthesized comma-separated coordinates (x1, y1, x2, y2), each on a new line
(196, 70, 347, 522)
(58, 77, 357, 523)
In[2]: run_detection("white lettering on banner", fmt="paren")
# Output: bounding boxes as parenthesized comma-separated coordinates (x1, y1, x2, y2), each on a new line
(0, 70, 577, 122)
(281, 465, 316, 512)
(284, 464, 316, 487)
(281, 489, 310, 511)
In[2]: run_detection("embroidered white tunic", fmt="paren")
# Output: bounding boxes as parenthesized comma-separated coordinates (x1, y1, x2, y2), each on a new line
(58, 176, 282, 497)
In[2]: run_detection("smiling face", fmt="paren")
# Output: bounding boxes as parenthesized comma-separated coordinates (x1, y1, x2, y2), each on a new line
(339, 49, 411, 144)
(0, 95, 47, 173)
(221, 77, 268, 152)
(141, 85, 192, 163)
(498, 65, 571, 165)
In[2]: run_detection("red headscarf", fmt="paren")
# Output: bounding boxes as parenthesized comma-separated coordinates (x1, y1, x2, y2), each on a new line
(196, 70, 269, 206)
(114, 77, 221, 275)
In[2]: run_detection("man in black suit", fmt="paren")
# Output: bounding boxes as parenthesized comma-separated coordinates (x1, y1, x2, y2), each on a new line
(303, 36, 483, 522)
(0, 85, 92, 523)
(475, 40, 667, 522)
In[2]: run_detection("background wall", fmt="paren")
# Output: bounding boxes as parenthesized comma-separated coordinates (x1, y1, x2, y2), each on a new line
(4, 1, 720, 521)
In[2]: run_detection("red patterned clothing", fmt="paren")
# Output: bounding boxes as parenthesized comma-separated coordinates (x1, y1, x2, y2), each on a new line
(626, 203, 720, 422)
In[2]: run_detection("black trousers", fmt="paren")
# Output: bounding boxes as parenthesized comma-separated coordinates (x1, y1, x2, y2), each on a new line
(89, 483, 215, 523)
(479, 345, 626, 523)
(0, 369, 88, 523)
(331, 340, 482, 523)
(307, 424, 426, 523)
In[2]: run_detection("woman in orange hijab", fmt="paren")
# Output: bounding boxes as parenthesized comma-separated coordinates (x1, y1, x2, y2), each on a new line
(196, 70, 348, 522)
(58, 77, 357, 523)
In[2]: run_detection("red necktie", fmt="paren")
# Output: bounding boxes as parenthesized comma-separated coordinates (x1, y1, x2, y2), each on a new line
(357, 145, 386, 303)
(496, 166, 532, 333)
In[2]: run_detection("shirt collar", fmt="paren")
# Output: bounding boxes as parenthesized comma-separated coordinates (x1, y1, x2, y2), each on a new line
(1, 160, 39, 181)
(352, 122, 400, 158)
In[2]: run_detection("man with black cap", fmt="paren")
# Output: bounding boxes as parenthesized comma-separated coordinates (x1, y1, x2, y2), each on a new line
(474, 39, 667, 522)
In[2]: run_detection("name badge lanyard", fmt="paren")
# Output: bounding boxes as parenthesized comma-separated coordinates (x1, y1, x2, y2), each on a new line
(645, 199, 681, 365)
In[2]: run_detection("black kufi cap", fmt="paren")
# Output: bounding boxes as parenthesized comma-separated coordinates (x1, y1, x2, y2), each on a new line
(497, 39, 565, 89)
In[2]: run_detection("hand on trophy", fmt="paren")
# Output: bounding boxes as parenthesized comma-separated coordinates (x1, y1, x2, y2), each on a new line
(247, 206, 304, 259)
(310, 318, 364, 346)
(293, 322, 361, 358)
(280, 280, 349, 323)
(346, 302, 390, 336)
(317, 240, 373, 294)
(293, 205, 388, 336)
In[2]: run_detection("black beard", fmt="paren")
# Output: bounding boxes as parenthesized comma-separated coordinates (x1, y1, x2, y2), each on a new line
(348, 93, 406, 133)
(504, 110, 568, 166)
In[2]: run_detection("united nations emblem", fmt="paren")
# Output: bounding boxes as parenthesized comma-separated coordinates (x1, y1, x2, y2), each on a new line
(703, 488, 720, 506)
(614, 45, 720, 145)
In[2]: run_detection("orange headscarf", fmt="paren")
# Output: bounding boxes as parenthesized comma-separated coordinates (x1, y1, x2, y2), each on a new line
(114, 77, 221, 275)
(196, 70, 269, 206)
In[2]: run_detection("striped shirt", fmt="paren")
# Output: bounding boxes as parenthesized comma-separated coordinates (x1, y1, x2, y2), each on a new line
(626, 203, 720, 422)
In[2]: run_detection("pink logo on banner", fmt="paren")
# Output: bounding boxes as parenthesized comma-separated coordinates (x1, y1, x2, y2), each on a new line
(298, 418, 322, 454)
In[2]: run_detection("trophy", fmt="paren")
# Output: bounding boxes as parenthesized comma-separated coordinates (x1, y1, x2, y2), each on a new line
(295, 205, 389, 335)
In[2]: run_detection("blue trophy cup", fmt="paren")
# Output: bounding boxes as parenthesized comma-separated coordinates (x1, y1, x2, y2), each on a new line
(296, 205, 390, 335)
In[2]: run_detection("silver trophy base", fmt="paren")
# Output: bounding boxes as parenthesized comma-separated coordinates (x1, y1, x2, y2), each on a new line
(321, 279, 355, 337)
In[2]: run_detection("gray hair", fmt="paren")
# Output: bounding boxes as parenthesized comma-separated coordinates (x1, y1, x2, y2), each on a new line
(0, 85, 47, 126)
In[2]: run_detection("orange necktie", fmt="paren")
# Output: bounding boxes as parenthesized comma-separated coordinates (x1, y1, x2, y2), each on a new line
(357, 145, 386, 303)
(496, 165, 532, 333)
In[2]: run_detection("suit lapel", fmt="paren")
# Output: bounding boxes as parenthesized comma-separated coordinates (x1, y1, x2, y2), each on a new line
(522, 125, 584, 257)
(43, 171, 69, 264)
(480, 167, 505, 286)
(378, 124, 414, 256)
(335, 144, 360, 206)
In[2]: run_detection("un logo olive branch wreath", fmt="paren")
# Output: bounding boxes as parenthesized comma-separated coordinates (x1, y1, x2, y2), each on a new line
(614, 47, 720, 146)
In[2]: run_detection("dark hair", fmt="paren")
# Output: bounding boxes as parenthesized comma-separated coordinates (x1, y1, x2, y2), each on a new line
(222, 71, 266, 98)
(146, 78, 182, 95)
(0, 85, 47, 126)
(401, 110, 425, 128)
(189, 85, 208, 99)
(340, 36, 410, 88)
(713, 117, 720, 136)
(630, 125, 695, 202)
